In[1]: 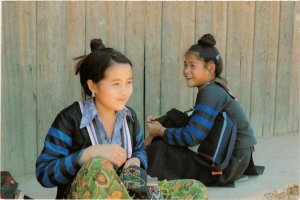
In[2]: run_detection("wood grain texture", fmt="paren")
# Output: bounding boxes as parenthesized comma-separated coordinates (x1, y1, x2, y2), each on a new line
(289, 1, 299, 132)
(251, 2, 280, 137)
(161, 2, 195, 114)
(17, 1, 37, 174)
(274, 2, 295, 135)
(36, 1, 67, 152)
(66, 1, 85, 103)
(144, 2, 162, 132)
(125, 2, 146, 128)
(85, 2, 108, 52)
(1, 2, 24, 176)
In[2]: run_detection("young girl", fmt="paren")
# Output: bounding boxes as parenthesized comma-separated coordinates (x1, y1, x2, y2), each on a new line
(146, 34, 258, 186)
(36, 39, 208, 199)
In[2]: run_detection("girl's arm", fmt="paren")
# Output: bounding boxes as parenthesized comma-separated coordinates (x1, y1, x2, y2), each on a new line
(126, 109, 148, 169)
(35, 124, 84, 188)
(148, 84, 225, 147)
(130, 128, 147, 169)
(36, 111, 126, 188)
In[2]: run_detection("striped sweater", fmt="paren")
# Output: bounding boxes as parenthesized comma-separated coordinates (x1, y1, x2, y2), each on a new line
(164, 82, 257, 149)
(35, 102, 147, 198)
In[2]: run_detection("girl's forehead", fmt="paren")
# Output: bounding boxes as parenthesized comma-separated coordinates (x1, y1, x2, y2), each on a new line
(185, 52, 202, 61)
(103, 63, 132, 78)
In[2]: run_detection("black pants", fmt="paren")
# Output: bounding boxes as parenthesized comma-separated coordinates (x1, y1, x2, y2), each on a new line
(146, 140, 251, 186)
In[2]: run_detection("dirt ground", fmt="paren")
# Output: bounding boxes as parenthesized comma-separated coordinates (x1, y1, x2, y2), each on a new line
(263, 184, 299, 200)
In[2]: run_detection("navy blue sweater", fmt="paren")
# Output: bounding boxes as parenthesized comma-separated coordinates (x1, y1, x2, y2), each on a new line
(164, 82, 257, 149)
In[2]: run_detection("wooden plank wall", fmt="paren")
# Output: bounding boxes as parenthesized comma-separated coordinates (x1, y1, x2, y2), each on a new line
(1, 1, 299, 176)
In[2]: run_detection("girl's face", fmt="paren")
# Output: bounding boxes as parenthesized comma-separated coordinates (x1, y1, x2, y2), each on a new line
(93, 63, 133, 113)
(183, 53, 213, 88)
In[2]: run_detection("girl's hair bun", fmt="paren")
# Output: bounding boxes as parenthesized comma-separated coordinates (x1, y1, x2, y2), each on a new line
(90, 38, 105, 52)
(198, 34, 216, 47)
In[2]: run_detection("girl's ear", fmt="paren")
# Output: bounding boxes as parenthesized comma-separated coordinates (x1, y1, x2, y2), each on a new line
(87, 79, 95, 94)
(207, 62, 216, 75)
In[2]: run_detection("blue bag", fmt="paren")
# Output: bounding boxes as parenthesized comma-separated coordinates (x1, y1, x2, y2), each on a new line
(196, 112, 237, 173)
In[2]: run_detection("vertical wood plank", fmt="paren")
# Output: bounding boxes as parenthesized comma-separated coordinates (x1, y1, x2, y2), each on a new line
(85, 2, 108, 52)
(1, 2, 24, 176)
(125, 2, 146, 128)
(195, 2, 213, 38)
(66, 1, 85, 103)
(225, 2, 243, 98)
(212, 2, 227, 78)
(18, 1, 37, 174)
(107, 2, 126, 52)
(250, 2, 280, 138)
(250, 2, 268, 138)
(290, 2, 299, 132)
(238, 2, 255, 119)
(274, 2, 295, 135)
(144, 2, 162, 134)
(263, 2, 280, 137)
(36, 2, 67, 151)
(161, 2, 195, 113)
(226, 2, 255, 119)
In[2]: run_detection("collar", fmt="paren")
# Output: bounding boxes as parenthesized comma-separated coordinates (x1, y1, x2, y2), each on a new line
(198, 80, 214, 90)
(80, 98, 132, 129)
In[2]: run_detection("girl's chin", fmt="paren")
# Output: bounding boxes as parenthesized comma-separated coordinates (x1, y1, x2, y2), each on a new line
(114, 104, 126, 111)
(186, 81, 196, 87)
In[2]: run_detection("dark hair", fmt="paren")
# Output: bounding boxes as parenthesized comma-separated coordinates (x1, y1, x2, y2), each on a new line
(74, 39, 132, 97)
(186, 34, 223, 79)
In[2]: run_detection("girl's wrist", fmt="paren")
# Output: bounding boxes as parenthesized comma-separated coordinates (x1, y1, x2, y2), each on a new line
(160, 127, 166, 136)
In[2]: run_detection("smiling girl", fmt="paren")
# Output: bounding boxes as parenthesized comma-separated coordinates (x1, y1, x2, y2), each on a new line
(35, 39, 146, 199)
(146, 34, 257, 186)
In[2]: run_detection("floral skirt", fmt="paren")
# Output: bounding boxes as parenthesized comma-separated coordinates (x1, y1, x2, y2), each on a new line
(64, 158, 208, 199)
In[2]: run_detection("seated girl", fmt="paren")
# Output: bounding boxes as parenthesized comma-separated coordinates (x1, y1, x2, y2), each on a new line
(146, 34, 258, 186)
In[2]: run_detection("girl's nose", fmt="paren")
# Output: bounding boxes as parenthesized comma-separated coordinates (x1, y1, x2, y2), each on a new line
(183, 66, 190, 75)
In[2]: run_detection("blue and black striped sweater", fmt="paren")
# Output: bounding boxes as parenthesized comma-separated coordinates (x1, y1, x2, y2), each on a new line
(164, 82, 257, 149)
(35, 102, 147, 198)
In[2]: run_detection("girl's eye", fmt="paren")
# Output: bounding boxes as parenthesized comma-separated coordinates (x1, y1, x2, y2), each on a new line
(113, 82, 120, 86)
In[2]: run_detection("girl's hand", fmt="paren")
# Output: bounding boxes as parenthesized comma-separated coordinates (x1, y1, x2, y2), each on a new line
(97, 144, 127, 167)
(123, 157, 141, 169)
(146, 121, 166, 137)
(80, 144, 127, 167)
(146, 115, 157, 123)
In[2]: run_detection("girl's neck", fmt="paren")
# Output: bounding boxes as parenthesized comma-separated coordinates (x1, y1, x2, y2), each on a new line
(94, 99, 116, 120)
(198, 80, 214, 90)
(94, 100, 116, 139)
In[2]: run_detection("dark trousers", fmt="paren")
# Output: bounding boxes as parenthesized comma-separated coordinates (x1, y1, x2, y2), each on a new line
(146, 140, 251, 186)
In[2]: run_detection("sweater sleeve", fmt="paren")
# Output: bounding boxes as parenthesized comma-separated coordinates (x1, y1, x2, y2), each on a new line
(164, 83, 228, 146)
(35, 110, 83, 188)
(129, 109, 148, 169)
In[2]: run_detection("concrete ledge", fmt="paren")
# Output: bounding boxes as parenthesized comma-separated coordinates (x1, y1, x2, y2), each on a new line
(16, 133, 299, 199)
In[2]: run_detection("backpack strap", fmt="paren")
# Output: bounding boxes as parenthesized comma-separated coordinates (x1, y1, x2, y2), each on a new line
(214, 80, 237, 100)
(212, 112, 237, 172)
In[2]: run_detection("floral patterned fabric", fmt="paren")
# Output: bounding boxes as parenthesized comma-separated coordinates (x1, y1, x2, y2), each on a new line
(64, 158, 208, 199)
